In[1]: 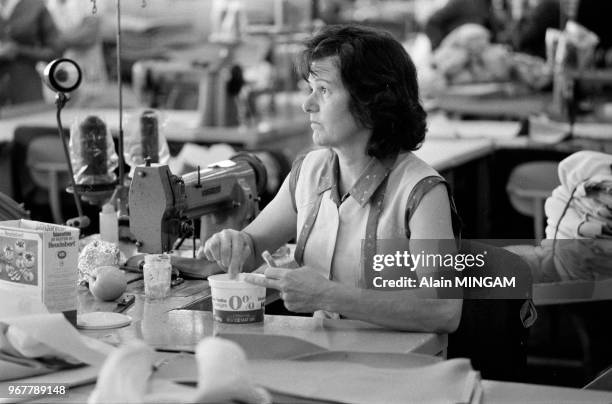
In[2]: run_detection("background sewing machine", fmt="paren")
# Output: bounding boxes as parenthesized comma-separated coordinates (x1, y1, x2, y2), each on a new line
(132, 55, 245, 127)
(128, 153, 267, 276)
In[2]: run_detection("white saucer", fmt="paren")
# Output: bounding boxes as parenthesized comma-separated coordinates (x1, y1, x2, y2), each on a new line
(77, 312, 132, 330)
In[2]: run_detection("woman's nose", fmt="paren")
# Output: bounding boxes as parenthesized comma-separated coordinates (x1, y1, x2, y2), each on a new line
(302, 93, 318, 113)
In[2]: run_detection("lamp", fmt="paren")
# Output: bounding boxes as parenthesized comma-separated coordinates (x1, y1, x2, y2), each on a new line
(43, 58, 82, 94)
(42, 58, 91, 229)
(41, 0, 139, 232)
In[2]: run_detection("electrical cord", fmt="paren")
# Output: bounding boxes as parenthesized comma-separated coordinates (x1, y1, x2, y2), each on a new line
(55, 94, 90, 229)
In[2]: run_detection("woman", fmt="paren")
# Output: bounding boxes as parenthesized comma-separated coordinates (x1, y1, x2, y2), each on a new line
(203, 25, 461, 332)
(0, 0, 61, 105)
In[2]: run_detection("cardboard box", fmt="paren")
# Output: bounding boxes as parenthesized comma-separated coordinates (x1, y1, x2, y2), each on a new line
(0, 220, 79, 323)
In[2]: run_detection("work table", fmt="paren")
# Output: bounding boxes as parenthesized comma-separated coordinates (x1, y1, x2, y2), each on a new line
(34, 286, 612, 404)
(77, 277, 446, 356)
(9, 265, 612, 403)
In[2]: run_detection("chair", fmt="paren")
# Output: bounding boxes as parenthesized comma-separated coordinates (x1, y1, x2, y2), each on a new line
(11, 126, 71, 224)
(447, 239, 535, 382)
(506, 161, 560, 243)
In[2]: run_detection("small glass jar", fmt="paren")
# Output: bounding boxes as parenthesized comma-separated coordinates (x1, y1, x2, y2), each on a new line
(143, 254, 171, 300)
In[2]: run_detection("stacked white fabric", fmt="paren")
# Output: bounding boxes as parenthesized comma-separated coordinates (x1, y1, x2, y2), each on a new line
(89, 334, 483, 404)
(249, 357, 483, 404)
(544, 151, 612, 280)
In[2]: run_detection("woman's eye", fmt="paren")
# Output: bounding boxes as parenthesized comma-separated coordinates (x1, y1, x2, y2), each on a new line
(318, 87, 327, 94)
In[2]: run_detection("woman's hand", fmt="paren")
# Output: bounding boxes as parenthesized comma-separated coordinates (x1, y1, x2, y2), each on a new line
(199, 230, 253, 279)
(244, 267, 334, 312)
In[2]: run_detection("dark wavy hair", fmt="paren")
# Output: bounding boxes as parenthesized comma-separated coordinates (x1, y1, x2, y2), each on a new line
(297, 24, 427, 158)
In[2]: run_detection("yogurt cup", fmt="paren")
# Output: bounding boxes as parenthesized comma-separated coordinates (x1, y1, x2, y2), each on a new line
(208, 273, 266, 323)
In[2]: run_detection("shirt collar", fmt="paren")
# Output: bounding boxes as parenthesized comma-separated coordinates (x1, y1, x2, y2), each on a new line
(316, 150, 397, 207)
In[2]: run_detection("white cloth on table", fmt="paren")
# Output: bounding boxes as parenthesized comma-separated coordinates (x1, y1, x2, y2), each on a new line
(545, 151, 612, 239)
(542, 150, 612, 281)
(0, 310, 110, 382)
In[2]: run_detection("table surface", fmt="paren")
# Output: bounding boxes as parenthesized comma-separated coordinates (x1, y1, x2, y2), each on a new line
(3, 104, 611, 174)
(67, 276, 612, 404)
(0, 107, 309, 147)
(0, 107, 500, 173)
(76, 276, 446, 357)
(482, 380, 612, 403)
(415, 138, 495, 172)
(433, 92, 550, 119)
(27, 364, 612, 404)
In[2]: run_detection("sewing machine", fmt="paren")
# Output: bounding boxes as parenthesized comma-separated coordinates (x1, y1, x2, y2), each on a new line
(131, 53, 243, 126)
(128, 153, 266, 254)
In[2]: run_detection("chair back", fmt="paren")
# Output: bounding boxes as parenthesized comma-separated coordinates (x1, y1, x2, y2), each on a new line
(26, 136, 69, 188)
(506, 161, 560, 242)
(447, 240, 535, 382)
(11, 126, 71, 224)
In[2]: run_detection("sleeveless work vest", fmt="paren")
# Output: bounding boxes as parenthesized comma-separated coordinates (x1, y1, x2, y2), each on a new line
(292, 148, 444, 290)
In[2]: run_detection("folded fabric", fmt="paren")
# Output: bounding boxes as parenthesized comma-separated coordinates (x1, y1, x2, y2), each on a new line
(214, 333, 327, 360)
(542, 151, 612, 280)
(556, 151, 612, 191)
(248, 357, 481, 404)
(0, 313, 110, 382)
(545, 151, 612, 239)
(546, 184, 612, 238)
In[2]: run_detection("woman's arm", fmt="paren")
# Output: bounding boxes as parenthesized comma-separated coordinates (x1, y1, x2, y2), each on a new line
(243, 174, 297, 262)
(325, 184, 461, 332)
(202, 174, 297, 274)
(248, 184, 463, 333)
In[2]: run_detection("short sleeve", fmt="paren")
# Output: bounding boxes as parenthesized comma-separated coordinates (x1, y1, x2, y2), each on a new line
(289, 153, 306, 212)
(404, 175, 462, 238)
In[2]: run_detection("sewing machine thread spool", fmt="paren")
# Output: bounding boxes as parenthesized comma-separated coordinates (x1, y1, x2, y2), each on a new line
(79, 116, 109, 179)
(140, 110, 159, 163)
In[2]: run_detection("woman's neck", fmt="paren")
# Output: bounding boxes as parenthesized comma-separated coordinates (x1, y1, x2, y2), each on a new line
(333, 137, 372, 196)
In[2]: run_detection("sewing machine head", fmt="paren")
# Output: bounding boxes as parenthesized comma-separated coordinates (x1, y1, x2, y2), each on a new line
(128, 153, 266, 253)
(131, 57, 244, 127)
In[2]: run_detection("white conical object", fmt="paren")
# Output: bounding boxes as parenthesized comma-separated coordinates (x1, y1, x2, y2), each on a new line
(88, 341, 153, 404)
(99, 203, 118, 244)
(194, 337, 271, 403)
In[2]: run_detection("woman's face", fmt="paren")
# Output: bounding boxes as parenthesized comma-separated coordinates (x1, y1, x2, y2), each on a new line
(302, 57, 365, 149)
